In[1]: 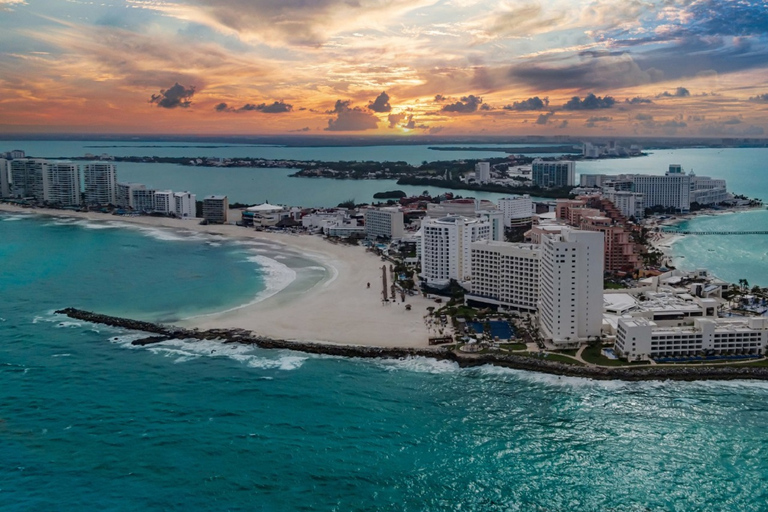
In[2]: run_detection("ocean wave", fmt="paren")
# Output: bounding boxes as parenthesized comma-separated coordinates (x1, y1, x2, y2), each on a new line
(133, 226, 207, 242)
(375, 356, 460, 374)
(246, 254, 297, 300)
(129, 337, 309, 370)
(1, 215, 29, 221)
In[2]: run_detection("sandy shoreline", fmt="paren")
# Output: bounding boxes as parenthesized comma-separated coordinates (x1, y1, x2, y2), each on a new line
(0, 204, 435, 348)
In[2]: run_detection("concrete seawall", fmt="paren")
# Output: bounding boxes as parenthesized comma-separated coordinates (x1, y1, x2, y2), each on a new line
(56, 308, 768, 382)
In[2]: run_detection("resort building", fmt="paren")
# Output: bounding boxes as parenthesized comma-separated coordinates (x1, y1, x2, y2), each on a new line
(43, 162, 81, 207)
(173, 191, 196, 218)
(475, 162, 491, 183)
(116, 183, 145, 210)
(532, 159, 575, 188)
(466, 241, 540, 312)
(10, 159, 46, 199)
(0, 159, 9, 197)
(497, 195, 533, 227)
(425, 198, 497, 218)
(364, 206, 404, 239)
(153, 190, 174, 215)
(421, 215, 491, 288)
(301, 210, 348, 233)
(131, 187, 156, 213)
(203, 195, 229, 224)
(539, 228, 604, 347)
(603, 189, 645, 219)
(630, 166, 691, 212)
(83, 163, 117, 206)
(615, 317, 768, 361)
(579, 174, 610, 188)
(689, 172, 728, 205)
(241, 202, 288, 227)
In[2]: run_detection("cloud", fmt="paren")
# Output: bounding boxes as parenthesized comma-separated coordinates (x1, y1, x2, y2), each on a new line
(657, 87, 691, 98)
(557, 120, 568, 129)
(326, 101, 379, 131)
(535, 112, 554, 125)
(585, 116, 612, 127)
(635, 113, 653, 121)
(625, 97, 653, 104)
(368, 91, 392, 113)
(149, 83, 196, 109)
(441, 95, 483, 113)
(503, 96, 549, 111)
(214, 101, 293, 113)
(290, 127, 311, 132)
(749, 93, 768, 102)
(434, 94, 447, 102)
(562, 93, 615, 110)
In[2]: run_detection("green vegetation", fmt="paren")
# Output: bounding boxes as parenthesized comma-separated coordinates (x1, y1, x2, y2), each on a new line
(604, 281, 628, 290)
(515, 352, 585, 365)
(396, 176, 574, 199)
(373, 190, 406, 199)
(498, 343, 528, 351)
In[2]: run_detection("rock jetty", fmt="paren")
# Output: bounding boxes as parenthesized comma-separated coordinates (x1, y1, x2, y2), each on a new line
(55, 308, 768, 382)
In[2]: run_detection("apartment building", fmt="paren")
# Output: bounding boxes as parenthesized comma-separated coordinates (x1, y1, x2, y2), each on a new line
(364, 207, 404, 239)
(203, 195, 229, 224)
(467, 241, 540, 312)
(83, 163, 117, 206)
(532, 159, 575, 188)
(421, 216, 491, 287)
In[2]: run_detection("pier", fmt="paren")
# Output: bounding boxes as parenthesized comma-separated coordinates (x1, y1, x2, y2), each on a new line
(662, 230, 768, 235)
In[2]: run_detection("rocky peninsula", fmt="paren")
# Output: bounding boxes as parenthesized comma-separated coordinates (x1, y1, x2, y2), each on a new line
(57, 308, 768, 382)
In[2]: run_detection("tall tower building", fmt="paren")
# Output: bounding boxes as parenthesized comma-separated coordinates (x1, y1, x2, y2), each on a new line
(0, 159, 9, 198)
(173, 191, 196, 218)
(43, 162, 81, 206)
(83, 163, 117, 206)
(532, 159, 575, 188)
(475, 162, 491, 183)
(10, 159, 46, 199)
(538, 227, 604, 346)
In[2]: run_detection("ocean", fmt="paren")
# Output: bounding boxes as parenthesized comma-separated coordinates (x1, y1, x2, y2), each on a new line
(2, 211, 768, 511)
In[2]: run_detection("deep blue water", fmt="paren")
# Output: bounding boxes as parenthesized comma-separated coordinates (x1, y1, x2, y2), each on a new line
(2, 213, 768, 511)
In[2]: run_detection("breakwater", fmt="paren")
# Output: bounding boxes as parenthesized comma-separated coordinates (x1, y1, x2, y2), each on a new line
(56, 308, 768, 382)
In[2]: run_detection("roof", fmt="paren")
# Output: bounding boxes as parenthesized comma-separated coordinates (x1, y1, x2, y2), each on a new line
(246, 203, 284, 212)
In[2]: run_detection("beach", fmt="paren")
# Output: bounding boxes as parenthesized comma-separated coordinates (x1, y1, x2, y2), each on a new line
(0, 204, 435, 347)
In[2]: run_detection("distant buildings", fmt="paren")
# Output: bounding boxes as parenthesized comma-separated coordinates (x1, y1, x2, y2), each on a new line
(603, 189, 645, 219)
(116, 182, 144, 210)
(475, 162, 491, 183)
(579, 165, 729, 213)
(203, 195, 229, 224)
(532, 159, 575, 188)
(421, 215, 491, 287)
(131, 187, 156, 213)
(364, 206, 404, 239)
(10, 159, 46, 199)
(153, 190, 175, 215)
(84, 163, 117, 206)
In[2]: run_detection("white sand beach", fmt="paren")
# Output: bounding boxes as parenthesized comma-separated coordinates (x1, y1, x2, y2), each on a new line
(0, 204, 436, 347)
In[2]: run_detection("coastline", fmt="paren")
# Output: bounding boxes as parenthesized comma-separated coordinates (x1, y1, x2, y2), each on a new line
(56, 307, 768, 382)
(0, 203, 435, 348)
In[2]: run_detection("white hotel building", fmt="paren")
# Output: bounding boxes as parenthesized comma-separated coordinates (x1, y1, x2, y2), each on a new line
(497, 195, 533, 227)
(83, 163, 117, 206)
(173, 191, 196, 218)
(616, 317, 768, 361)
(0, 159, 10, 197)
(467, 241, 540, 312)
(153, 190, 174, 214)
(421, 216, 491, 287)
(539, 227, 604, 346)
(43, 162, 81, 207)
(364, 206, 404, 239)
(630, 166, 691, 212)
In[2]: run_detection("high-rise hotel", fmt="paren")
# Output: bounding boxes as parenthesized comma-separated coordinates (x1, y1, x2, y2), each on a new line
(84, 163, 117, 206)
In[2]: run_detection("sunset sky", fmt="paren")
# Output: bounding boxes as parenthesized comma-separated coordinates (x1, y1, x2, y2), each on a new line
(1, 0, 766, 137)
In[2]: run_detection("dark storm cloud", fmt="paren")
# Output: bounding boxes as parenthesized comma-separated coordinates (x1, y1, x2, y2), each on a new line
(441, 95, 483, 113)
(657, 87, 690, 98)
(562, 93, 615, 110)
(326, 100, 379, 131)
(214, 101, 293, 113)
(434, 94, 447, 102)
(749, 93, 768, 102)
(585, 116, 612, 127)
(149, 83, 195, 109)
(368, 91, 392, 112)
(535, 112, 554, 125)
(626, 97, 653, 104)
(503, 96, 549, 111)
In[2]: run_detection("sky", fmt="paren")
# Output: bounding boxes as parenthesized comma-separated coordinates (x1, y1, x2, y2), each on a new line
(0, 0, 767, 137)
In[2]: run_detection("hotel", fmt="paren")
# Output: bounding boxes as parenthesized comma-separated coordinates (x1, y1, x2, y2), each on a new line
(364, 206, 404, 239)
(203, 195, 229, 224)
(0, 159, 9, 198)
(467, 241, 540, 312)
(421, 216, 491, 287)
(173, 191, 196, 218)
(497, 195, 533, 227)
(43, 162, 81, 207)
(83, 163, 117, 206)
(532, 159, 575, 188)
(538, 228, 604, 346)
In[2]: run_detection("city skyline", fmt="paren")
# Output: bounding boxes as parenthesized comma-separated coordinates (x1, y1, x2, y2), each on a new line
(1, 0, 766, 137)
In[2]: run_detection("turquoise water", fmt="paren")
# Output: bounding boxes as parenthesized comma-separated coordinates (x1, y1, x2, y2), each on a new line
(3, 214, 768, 510)
(671, 210, 768, 287)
